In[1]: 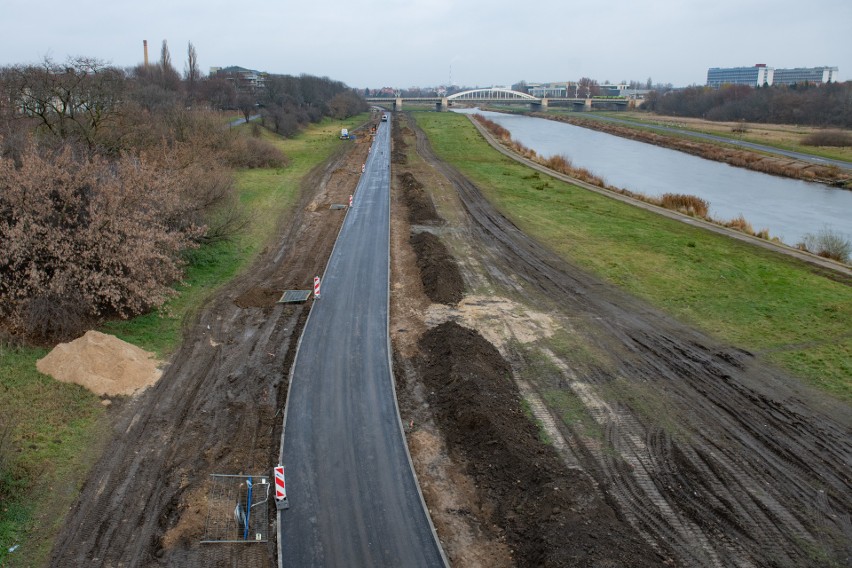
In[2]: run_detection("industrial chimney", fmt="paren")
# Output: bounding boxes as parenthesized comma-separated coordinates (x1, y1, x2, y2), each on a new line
(143, 40, 149, 67)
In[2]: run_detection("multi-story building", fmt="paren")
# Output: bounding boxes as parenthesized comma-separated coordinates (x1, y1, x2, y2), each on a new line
(707, 65, 839, 88)
(772, 66, 839, 85)
(211, 66, 267, 93)
(707, 64, 774, 88)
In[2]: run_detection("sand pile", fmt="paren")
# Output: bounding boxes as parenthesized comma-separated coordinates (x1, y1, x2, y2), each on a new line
(36, 330, 163, 396)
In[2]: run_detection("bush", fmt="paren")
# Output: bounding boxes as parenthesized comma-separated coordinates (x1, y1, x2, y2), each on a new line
(659, 193, 710, 217)
(0, 139, 204, 340)
(801, 130, 852, 147)
(798, 227, 851, 263)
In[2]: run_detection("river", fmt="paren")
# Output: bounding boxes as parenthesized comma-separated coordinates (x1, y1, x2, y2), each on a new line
(455, 109, 851, 247)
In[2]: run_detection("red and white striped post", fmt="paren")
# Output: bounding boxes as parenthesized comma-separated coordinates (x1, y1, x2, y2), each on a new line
(313, 276, 321, 299)
(349, 194, 353, 207)
(274, 465, 289, 510)
(361, 163, 365, 173)
(274, 465, 286, 500)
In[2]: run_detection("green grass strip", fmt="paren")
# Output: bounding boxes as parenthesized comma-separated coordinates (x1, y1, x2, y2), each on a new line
(414, 111, 851, 401)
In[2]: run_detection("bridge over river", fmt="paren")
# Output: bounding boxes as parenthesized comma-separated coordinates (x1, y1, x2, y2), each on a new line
(366, 87, 632, 111)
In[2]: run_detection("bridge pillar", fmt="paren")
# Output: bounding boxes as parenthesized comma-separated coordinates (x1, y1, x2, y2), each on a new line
(394, 97, 403, 111)
(584, 97, 592, 111)
(436, 97, 449, 112)
(530, 98, 548, 112)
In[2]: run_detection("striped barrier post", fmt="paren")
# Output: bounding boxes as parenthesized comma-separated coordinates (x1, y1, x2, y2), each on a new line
(274, 465, 289, 510)
(349, 194, 353, 208)
(274, 466, 286, 500)
(313, 276, 321, 299)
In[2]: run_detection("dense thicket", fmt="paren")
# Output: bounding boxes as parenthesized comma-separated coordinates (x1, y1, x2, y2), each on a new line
(259, 74, 367, 136)
(644, 82, 852, 127)
(0, 53, 364, 340)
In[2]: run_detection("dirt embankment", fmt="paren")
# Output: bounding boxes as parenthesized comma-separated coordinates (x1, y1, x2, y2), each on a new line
(418, 321, 665, 567)
(529, 112, 850, 186)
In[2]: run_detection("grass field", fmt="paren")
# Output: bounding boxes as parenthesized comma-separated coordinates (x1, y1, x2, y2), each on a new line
(590, 111, 852, 163)
(414, 111, 851, 400)
(0, 114, 368, 566)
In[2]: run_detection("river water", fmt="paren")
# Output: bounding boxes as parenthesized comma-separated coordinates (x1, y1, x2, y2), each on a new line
(455, 109, 851, 247)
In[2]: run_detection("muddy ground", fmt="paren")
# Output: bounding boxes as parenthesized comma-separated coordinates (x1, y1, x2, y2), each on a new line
(389, 112, 851, 568)
(47, 111, 851, 568)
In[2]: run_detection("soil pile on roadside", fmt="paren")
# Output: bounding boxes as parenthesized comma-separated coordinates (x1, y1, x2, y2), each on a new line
(234, 287, 282, 308)
(36, 330, 162, 396)
(399, 172, 441, 225)
(391, 118, 409, 165)
(418, 321, 666, 567)
(410, 232, 464, 305)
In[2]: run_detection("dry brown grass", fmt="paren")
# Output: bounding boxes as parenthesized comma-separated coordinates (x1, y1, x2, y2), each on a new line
(801, 130, 852, 147)
(659, 193, 709, 217)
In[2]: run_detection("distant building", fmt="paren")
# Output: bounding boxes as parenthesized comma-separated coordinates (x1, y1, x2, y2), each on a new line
(772, 66, 839, 85)
(707, 64, 774, 88)
(212, 66, 267, 92)
(526, 82, 577, 98)
(707, 64, 839, 88)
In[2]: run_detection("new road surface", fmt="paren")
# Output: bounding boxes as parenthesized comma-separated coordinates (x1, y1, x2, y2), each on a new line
(277, 118, 447, 567)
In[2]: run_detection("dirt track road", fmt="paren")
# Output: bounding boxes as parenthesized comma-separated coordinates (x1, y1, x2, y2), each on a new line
(396, 113, 852, 567)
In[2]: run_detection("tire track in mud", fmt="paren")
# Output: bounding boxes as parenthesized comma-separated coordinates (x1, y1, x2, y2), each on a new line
(50, 137, 372, 567)
(409, 115, 852, 567)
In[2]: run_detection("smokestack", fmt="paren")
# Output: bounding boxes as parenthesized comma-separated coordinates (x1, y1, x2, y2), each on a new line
(143, 40, 149, 67)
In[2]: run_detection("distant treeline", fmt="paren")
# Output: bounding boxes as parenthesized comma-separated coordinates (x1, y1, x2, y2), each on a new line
(644, 82, 852, 128)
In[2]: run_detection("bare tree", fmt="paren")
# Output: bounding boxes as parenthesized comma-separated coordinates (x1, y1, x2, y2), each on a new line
(184, 41, 200, 105)
(3, 57, 125, 147)
(236, 93, 256, 124)
(159, 40, 181, 91)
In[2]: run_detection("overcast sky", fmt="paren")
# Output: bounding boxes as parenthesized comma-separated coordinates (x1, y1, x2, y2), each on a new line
(2, 0, 850, 89)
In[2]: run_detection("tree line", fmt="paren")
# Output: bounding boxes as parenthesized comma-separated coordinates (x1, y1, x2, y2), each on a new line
(0, 43, 366, 341)
(643, 82, 852, 127)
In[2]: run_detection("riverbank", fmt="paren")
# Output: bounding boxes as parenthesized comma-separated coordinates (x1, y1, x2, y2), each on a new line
(525, 110, 852, 188)
(414, 110, 851, 400)
(471, 111, 852, 267)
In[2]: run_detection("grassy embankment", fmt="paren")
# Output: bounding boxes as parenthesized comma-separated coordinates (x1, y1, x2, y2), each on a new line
(414, 111, 851, 401)
(572, 110, 852, 163)
(0, 114, 367, 566)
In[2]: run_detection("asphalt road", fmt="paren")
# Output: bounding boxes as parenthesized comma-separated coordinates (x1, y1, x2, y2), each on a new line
(581, 114, 852, 170)
(277, 119, 446, 567)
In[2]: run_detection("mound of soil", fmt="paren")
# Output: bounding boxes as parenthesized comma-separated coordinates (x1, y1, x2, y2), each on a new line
(234, 287, 282, 308)
(36, 330, 162, 396)
(391, 118, 409, 165)
(410, 232, 464, 305)
(399, 172, 441, 225)
(418, 321, 665, 567)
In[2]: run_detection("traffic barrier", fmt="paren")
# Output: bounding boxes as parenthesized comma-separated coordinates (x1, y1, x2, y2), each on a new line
(274, 465, 286, 501)
(349, 194, 353, 207)
(314, 276, 321, 299)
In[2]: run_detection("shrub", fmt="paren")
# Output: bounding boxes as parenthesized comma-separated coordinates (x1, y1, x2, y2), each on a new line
(659, 193, 710, 217)
(0, 139, 204, 340)
(801, 130, 852, 147)
(798, 227, 851, 263)
(723, 215, 754, 234)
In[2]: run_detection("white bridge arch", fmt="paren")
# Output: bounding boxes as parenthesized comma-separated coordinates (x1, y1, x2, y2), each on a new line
(447, 88, 539, 102)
